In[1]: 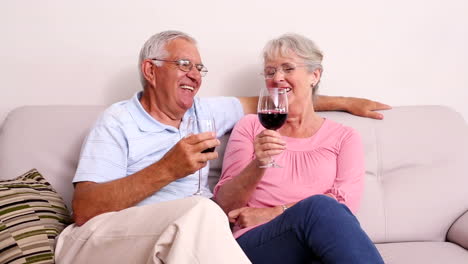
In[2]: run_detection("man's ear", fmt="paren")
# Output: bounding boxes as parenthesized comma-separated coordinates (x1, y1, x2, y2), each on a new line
(142, 59, 156, 84)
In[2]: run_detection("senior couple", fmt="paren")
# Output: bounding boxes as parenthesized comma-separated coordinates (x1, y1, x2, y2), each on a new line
(55, 30, 388, 263)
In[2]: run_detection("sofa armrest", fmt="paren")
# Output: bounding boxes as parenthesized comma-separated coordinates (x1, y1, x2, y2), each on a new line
(447, 211, 468, 249)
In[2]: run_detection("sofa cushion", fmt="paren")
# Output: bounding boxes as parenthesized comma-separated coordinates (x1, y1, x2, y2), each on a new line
(448, 211, 468, 250)
(376, 241, 468, 263)
(317, 106, 468, 243)
(0, 169, 72, 264)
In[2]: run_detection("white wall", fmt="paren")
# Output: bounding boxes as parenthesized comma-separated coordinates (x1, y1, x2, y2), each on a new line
(1, 0, 467, 125)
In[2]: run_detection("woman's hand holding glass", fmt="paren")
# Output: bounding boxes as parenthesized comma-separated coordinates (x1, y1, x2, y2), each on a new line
(254, 129, 286, 168)
(257, 87, 288, 168)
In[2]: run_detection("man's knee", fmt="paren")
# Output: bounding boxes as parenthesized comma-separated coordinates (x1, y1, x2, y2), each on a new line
(190, 196, 227, 220)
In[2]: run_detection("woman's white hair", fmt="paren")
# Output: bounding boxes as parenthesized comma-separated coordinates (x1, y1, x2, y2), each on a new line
(138, 30, 196, 88)
(263, 33, 324, 94)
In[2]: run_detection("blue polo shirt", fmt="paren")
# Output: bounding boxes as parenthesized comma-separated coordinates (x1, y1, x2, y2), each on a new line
(74, 91, 244, 205)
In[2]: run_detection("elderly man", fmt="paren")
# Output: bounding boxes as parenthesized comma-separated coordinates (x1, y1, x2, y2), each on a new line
(54, 30, 390, 263)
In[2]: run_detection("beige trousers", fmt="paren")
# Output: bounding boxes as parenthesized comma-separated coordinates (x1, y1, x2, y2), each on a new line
(55, 196, 251, 264)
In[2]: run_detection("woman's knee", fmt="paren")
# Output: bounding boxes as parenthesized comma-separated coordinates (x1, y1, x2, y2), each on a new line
(301, 194, 338, 209)
(295, 195, 352, 218)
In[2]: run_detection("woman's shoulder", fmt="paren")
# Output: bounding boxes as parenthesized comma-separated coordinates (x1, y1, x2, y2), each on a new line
(235, 114, 260, 127)
(231, 114, 263, 135)
(322, 119, 361, 141)
(241, 114, 259, 121)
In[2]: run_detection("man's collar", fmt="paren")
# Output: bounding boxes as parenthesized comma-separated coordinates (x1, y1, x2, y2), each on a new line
(127, 91, 167, 132)
(127, 91, 194, 132)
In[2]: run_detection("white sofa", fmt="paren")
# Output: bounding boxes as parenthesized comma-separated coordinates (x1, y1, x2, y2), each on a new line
(0, 105, 467, 263)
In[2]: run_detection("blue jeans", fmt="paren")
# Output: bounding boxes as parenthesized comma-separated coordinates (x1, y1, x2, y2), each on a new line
(236, 195, 384, 264)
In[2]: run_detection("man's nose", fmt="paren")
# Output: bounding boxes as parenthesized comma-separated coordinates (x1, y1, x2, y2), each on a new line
(186, 66, 201, 79)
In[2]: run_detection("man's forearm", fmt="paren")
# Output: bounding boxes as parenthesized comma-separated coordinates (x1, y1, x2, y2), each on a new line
(238, 94, 390, 119)
(313, 95, 347, 112)
(237, 96, 259, 115)
(239, 95, 349, 114)
(72, 162, 177, 226)
(314, 95, 391, 119)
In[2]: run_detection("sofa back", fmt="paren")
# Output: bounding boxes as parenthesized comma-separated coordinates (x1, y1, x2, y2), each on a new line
(0, 105, 467, 244)
(0, 106, 105, 213)
(320, 106, 468, 244)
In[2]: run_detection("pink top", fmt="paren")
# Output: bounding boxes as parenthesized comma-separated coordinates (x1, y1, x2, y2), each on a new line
(214, 114, 365, 238)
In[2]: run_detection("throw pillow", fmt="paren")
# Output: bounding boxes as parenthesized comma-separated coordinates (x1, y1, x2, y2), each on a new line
(0, 169, 72, 264)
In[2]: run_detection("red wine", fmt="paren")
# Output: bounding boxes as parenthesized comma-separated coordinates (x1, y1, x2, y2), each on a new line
(258, 111, 288, 130)
(201, 147, 215, 153)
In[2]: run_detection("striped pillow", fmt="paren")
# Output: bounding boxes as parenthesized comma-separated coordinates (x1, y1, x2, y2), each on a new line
(0, 169, 72, 264)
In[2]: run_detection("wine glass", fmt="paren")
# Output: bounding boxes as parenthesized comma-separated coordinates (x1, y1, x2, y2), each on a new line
(257, 87, 288, 168)
(186, 116, 217, 195)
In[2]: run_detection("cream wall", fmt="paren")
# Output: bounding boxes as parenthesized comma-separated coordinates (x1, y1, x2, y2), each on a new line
(1, 0, 467, 125)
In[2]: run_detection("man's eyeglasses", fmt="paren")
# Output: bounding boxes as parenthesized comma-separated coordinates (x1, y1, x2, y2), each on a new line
(150, 58, 208, 77)
(262, 64, 309, 79)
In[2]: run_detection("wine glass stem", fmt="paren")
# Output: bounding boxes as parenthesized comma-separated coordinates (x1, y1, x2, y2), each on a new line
(192, 169, 203, 195)
(197, 169, 202, 193)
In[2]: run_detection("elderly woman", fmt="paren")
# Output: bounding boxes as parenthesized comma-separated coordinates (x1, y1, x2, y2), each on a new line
(214, 34, 384, 264)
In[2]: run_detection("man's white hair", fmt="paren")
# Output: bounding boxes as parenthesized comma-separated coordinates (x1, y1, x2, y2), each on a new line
(138, 30, 197, 88)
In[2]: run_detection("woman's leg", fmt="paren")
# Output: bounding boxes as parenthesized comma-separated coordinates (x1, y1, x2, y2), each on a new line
(236, 195, 383, 264)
